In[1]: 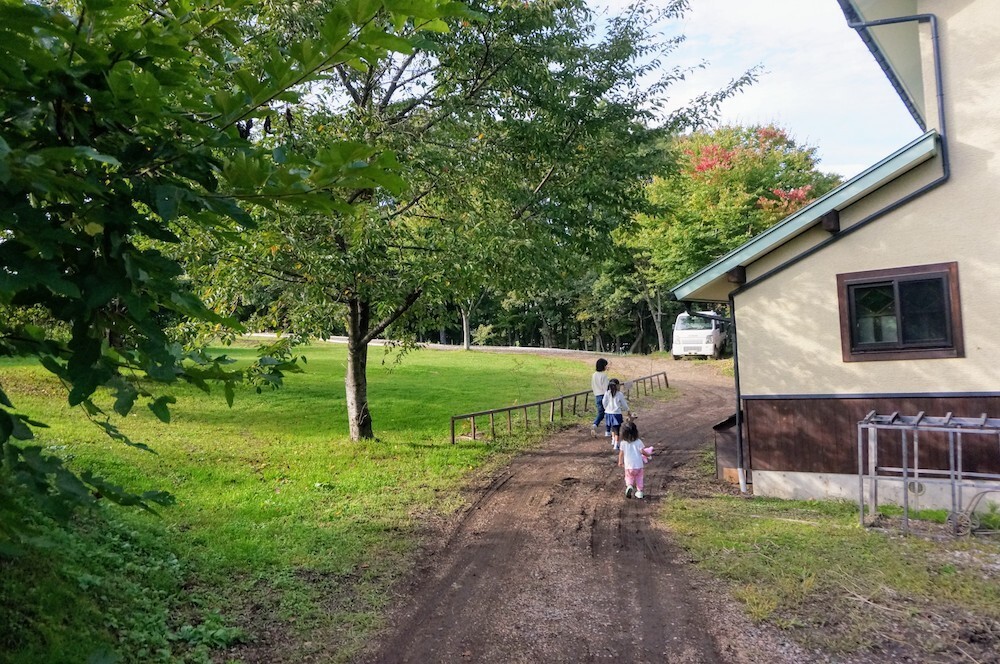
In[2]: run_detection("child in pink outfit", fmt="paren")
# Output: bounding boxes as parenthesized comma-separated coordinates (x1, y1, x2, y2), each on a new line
(617, 420, 646, 499)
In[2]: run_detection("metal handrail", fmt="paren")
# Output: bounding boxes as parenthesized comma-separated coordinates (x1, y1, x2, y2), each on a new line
(449, 371, 669, 444)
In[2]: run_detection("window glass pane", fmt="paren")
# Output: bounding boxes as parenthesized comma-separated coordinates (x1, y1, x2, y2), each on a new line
(853, 284, 897, 344)
(900, 278, 948, 343)
(676, 316, 712, 330)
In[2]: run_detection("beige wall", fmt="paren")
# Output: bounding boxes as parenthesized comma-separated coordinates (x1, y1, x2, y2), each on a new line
(736, 1, 1000, 396)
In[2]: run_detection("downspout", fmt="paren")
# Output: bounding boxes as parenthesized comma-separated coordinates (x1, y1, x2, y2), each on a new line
(728, 293, 747, 493)
(846, 12, 949, 179)
(724, 12, 948, 495)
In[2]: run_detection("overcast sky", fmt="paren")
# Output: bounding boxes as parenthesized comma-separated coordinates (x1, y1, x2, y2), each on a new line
(591, 0, 922, 179)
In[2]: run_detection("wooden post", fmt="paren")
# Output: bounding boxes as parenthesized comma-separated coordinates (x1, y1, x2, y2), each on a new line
(451, 418, 456, 445)
(490, 412, 496, 440)
(471, 416, 477, 441)
(549, 401, 555, 422)
(507, 410, 513, 434)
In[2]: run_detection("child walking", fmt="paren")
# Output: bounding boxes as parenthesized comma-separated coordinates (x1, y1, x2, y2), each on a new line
(602, 378, 630, 450)
(618, 420, 645, 499)
(590, 358, 610, 438)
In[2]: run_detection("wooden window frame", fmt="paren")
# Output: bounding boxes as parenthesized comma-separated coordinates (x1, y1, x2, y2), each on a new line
(837, 262, 964, 362)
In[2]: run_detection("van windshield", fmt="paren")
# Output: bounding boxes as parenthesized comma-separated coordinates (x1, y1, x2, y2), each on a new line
(676, 316, 713, 331)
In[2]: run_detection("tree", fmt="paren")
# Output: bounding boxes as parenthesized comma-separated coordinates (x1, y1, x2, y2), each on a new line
(0, 0, 457, 519)
(191, 0, 692, 439)
(628, 125, 841, 321)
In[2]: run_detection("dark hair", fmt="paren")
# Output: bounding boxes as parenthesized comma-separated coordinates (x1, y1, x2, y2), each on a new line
(596, 358, 608, 371)
(608, 377, 619, 394)
(621, 420, 639, 442)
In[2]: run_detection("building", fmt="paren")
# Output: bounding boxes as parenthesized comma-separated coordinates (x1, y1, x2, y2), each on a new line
(670, 0, 1000, 508)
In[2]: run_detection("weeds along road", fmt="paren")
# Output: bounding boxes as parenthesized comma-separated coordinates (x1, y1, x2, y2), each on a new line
(357, 353, 791, 664)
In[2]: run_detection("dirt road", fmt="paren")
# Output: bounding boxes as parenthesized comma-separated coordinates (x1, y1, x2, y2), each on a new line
(357, 355, 798, 664)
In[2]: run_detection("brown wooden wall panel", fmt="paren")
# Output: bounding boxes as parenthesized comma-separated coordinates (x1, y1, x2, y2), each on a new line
(745, 396, 1000, 475)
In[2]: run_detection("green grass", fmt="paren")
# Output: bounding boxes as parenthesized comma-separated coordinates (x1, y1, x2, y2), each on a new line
(0, 343, 594, 663)
(660, 472, 1000, 655)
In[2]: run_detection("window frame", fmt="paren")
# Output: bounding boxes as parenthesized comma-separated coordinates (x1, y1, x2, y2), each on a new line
(836, 262, 963, 362)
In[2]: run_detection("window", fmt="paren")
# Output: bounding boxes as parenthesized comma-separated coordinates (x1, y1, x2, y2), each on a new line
(837, 262, 963, 362)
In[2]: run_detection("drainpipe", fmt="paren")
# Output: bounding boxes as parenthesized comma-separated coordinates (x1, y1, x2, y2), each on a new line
(728, 293, 747, 493)
(845, 12, 949, 178)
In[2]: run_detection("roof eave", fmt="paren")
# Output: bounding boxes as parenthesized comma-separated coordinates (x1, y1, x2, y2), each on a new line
(836, 0, 927, 130)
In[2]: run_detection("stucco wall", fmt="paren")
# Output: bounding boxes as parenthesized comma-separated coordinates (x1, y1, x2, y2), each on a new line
(736, 1, 1000, 397)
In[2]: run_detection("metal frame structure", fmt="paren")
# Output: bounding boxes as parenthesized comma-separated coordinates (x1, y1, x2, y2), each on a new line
(857, 411, 1000, 535)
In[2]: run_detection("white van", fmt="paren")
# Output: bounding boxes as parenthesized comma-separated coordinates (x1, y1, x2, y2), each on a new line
(671, 311, 726, 360)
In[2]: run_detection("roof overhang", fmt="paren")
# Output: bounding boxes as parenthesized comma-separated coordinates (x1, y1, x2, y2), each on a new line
(836, 0, 926, 129)
(669, 129, 939, 303)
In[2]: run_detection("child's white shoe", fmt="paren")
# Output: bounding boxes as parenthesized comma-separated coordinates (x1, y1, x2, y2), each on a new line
(635, 490, 644, 499)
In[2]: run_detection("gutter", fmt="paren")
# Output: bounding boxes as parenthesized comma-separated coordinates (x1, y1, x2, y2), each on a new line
(727, 11, 949, 494)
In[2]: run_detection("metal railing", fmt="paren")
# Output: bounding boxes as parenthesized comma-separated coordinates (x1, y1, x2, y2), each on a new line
(449, 371, 669, 444)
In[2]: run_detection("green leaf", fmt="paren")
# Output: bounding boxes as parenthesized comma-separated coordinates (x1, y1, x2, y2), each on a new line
(148, 395, 176, 423)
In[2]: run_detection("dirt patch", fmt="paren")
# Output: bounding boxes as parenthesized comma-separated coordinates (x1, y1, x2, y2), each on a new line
(355, 355, 818, 663)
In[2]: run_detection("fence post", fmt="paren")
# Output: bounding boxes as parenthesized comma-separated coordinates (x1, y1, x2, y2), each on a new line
(451, 417, 456, 445)
(471, 416, 477, 441)
(490, 412, 496, 439)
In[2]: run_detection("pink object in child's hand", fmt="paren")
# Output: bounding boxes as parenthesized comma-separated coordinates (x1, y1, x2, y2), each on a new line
(643, 446, 654, 456)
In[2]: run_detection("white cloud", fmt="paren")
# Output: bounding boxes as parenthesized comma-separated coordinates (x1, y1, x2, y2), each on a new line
(589, 0, 921, 178)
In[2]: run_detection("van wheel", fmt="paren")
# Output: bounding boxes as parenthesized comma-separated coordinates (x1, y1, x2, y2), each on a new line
(672, 355, 681, 361)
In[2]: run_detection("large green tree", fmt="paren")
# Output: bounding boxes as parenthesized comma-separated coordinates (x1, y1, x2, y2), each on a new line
(0, 0, 458, 516)
(191, 0, 692, 439)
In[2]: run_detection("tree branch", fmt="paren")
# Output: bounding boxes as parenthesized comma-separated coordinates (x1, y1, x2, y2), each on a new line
(361, 289, 423, 345)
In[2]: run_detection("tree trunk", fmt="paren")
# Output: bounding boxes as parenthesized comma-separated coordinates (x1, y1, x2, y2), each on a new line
(645, 292, 665, 353)
(345, 298, 374, 440)
(461, 306, 472, 350)
(439, 327, 448, 345)
(629, 311, 645, 354)
(540, 319, 555, 348)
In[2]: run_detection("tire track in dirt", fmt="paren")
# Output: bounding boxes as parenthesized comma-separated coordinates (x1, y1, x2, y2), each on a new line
(358, 358, 736, 664)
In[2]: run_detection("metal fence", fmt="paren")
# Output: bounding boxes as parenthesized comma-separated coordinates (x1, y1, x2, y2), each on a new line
(449, 371, 669, 444)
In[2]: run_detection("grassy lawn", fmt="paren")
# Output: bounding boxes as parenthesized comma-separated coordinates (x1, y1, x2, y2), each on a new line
(0, 343, 594, 663)
(660, 454, 1000, 659)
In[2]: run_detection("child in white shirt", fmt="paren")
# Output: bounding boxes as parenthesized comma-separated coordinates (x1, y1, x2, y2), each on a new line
(602, 378, 630, 450)
(617, 420, 646, 499)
